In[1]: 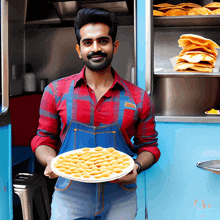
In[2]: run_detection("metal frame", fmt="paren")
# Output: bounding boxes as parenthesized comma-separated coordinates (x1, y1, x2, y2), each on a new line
(1, 0, 9, 115)
(145, 0, 153, 95)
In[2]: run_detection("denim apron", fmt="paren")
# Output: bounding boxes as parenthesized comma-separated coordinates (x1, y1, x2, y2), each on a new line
(51, 90, 138, 220)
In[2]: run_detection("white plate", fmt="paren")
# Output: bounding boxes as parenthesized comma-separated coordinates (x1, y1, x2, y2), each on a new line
(205, 110, 220, 115)
(51, 148, 134, 183)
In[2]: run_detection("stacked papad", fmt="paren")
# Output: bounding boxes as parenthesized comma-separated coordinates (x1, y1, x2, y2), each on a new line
(153, 2, 220, 16)
(204, 2, 220, 11)
(174, 34, 220, 73)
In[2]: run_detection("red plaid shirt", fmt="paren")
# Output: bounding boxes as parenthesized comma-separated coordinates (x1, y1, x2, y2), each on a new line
(31, 66, 160, 162)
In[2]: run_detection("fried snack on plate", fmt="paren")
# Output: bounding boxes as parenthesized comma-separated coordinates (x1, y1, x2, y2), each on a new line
(187, 7, 213, 15)
(179, 43, 218, 57)
(212, 8, 220, 14)
(165, 9, 188, 16)
(204, 2, 220, 10)
(52, 147, 134, 183)
(153, 10, 165, 16)
(174, 62, 213, 73)
(205, 109, 219, 114)
(176, 51, 216, 65)
(178, 34, 220, 49)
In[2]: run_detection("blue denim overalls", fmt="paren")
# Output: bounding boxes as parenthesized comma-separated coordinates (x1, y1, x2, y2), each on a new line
(51, 90, 138, 220)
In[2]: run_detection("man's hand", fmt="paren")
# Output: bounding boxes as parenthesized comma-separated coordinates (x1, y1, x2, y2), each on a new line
(35, 145, 59, 179)
(44, 158, 59, 179)
(110, 163, 139, 184)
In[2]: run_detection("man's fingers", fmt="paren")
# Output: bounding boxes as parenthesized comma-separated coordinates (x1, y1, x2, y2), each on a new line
(44, 165, 58, 178)
(44, 165, 52, 175)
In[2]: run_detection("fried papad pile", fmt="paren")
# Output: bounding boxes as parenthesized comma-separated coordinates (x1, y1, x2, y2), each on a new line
(153, 3, 176, 8)
(165, 9, 187, 16)
(212, 8, 220, 14)
(178, 34, 220, 50)
(174, 62, 213, 73)
(187, 7, 213, 15)
(179, 43, 218, 57)
(204, 2, 220, 11)
(153, 10, 165, 16)
(174, 34, 220, 73)
(176, 51, 216, 65)
(153, 2, 220, 16)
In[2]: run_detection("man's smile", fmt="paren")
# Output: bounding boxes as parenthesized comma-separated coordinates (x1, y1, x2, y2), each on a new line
(90, 56, 105, 62)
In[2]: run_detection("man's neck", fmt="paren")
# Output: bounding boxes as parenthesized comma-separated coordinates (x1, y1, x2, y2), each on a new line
(85, 66, 114, 90)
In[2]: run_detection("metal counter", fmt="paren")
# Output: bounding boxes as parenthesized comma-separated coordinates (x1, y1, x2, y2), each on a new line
(156, 115, 220, 123)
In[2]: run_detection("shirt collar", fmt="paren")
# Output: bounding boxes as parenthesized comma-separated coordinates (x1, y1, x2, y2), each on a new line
(74, 66, 127, 92)
(73, 66, 87, 88)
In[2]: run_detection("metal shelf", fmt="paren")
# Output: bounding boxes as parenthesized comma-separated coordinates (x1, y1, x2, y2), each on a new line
(154, 71, 220, 77)
(155, 115, 220, 123)
(154, 15, 220, 27)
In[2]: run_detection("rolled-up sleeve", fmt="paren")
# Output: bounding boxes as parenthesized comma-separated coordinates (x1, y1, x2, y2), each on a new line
(31, 84, 60, 153)
(133, 92, 160, 163)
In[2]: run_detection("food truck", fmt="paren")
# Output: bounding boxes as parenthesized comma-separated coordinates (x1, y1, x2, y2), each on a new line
(1, 0, 220, 219)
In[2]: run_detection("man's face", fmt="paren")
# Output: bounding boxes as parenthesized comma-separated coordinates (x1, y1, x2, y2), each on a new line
(76, 23, 119, 71)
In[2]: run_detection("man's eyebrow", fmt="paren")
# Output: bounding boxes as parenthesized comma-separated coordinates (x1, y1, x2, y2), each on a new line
(81, 36, 111, 43)
(81, 38, 92, 43)
(97, 36, 111, 41)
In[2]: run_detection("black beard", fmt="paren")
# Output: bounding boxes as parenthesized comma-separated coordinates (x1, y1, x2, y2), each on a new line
(83, 51, 113, 71)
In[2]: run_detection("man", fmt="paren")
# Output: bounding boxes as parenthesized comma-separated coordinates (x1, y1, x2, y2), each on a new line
(31, 7, 160, 220)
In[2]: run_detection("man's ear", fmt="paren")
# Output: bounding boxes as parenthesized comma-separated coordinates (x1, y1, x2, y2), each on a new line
(76, 44, 82, 59)
(113, 40, 119, 55)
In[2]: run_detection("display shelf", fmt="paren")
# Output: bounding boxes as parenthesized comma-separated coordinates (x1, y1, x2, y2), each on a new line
(154, 15, 220, 27)
(154, 71, 220, 77)
(155, 114, 220, 123)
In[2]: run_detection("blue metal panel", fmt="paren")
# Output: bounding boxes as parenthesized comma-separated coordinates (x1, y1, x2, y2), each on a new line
(136, 0, 146, 90)
(136, 171, 147, 220)
(135, 1, 147, 219)
(146, 122, 220, 220)
(0, 124, 13, 220)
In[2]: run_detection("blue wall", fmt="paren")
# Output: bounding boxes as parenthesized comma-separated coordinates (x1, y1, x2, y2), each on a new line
(146, 122, 220, 219)
(0, 124, 13, 220)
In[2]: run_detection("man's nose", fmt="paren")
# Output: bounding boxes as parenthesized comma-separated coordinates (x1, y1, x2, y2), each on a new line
(91, 41, 101, 52)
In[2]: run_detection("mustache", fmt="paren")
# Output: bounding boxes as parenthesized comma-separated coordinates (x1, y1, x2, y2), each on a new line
(87, 51, 107, 59)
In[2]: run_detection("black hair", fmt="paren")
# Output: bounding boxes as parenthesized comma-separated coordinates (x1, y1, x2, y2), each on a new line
(74, 7, 118, 45)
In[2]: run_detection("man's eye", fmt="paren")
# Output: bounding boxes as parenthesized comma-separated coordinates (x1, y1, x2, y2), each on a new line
(84, 41, 92, 46)
(99, 40, 108, 44)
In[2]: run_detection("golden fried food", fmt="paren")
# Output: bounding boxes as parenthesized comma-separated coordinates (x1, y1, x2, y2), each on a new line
(153, 10, 165, 16)
(177, 3, 202, 8)
(73, 173, 81, 177)
(176, 3, 201, 11)
(176, 51, 216, 65)
(53, 147, 133, 181)
(153, 3, 175, 8)
(212, 8, 220, 14)
(165, 9, 188, 16)
(82, 147, 90, 151)
(179, 43, 218, 57)
(174, 62, 213, 73)
(178, 34, 220, 49)
(187, 7, 213, 15)
(204, 2, 220, 10)
(95, 146, 104, 151)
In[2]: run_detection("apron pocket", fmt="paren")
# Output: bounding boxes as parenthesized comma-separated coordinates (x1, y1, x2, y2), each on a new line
(118, 182, 137, 191)
(54, 176, 72, 191)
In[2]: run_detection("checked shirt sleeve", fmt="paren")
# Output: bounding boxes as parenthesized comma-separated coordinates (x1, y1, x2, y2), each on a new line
(133, 91, 160, 163)
(31, 84, 61, 153)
